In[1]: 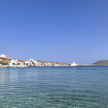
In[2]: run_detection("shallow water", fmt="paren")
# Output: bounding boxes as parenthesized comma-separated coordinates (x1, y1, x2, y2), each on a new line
(0, 66, 108, 108)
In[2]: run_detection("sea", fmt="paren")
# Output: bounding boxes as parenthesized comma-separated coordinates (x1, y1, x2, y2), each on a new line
(0, 66, 108, 108)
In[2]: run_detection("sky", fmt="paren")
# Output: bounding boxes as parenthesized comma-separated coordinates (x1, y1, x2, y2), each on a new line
(0, 0, 108, 64)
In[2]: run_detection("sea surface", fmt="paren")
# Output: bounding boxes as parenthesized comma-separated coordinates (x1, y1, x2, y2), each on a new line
(0, 67, 108, 108)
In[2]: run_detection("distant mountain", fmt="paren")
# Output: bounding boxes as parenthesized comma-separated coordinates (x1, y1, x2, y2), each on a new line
(93, 60, 108, 66)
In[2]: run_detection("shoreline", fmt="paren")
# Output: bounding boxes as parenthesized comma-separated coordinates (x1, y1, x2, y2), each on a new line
(1, 65, 108, 68)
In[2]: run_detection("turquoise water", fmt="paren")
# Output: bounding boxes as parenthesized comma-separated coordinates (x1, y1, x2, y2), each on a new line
(0, 67, 108, 108)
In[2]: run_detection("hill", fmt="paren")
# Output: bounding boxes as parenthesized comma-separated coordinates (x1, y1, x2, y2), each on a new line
(93, 60, 108, 66)
(0, 57, 25, 65)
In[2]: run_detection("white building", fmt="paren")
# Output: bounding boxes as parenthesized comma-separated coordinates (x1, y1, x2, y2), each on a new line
(29, 59, 38, 66)
(71, 61, 78, 66)
(9, 59, 25, 67)
(55, 64, 59, 66)
(9, 59, 19, 67)
(25, 61, 30, 66)
(0, 54, 7, 58)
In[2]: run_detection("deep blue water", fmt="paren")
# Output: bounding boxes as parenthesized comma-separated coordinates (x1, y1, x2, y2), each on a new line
(0, 67, 108, 108)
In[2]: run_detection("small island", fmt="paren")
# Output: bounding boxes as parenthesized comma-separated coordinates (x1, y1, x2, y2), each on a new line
(93, 60, 108, 66)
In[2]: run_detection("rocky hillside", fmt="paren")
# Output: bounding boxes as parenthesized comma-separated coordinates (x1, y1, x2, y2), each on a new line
(93, 60, 108, 66)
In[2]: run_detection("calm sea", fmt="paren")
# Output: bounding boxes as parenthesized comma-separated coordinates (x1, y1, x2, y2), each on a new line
(0, 67, 108, 108)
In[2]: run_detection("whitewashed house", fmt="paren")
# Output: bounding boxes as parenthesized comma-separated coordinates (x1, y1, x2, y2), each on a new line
(29, 59, 38, 66)
(9, 59, 19, 67)
(25, 61, 30, 66)
(0, 54, 7, 58)
(9, 59, 26, 67)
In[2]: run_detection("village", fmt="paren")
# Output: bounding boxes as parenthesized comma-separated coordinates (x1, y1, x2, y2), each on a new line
(0, 54, 78, 68)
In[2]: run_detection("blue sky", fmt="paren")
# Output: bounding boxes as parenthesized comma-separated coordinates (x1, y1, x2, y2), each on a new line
(0, 0, 108, 64)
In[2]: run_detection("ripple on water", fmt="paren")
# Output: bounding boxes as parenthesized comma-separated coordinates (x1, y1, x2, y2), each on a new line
(0, 67, 108, 108)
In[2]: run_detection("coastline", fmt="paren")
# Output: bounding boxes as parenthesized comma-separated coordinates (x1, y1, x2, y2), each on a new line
(0, 54, 108, 68)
